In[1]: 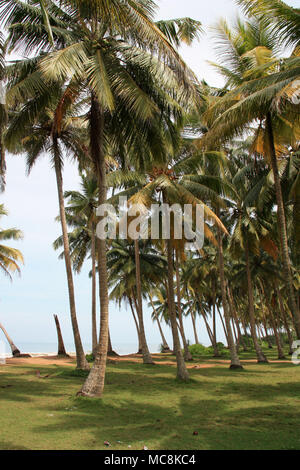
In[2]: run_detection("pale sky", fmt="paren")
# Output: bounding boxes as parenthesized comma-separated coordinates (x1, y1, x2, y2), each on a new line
(0, 0, 298, 354)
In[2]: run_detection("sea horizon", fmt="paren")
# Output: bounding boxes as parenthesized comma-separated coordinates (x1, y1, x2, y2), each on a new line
(0, 341, 162, 358)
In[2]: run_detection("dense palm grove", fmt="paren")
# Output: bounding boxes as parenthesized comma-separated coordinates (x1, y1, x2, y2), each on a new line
(0, 0, 299, 397)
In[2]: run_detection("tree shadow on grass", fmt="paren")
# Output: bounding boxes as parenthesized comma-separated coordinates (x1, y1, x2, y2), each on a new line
(29, 393, 300, 450)
(0, 440, 30, 450)
(1, 362, 300, 450)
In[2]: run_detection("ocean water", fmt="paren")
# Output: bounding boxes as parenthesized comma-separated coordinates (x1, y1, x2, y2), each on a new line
(0, 341, 161, 358)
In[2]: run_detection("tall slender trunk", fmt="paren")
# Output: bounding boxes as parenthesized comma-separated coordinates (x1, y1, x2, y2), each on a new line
(79, 95, 109, 397)
(217, 306, 229, 345)
(0, 322, 21, 357)
(228, 287, 247, 352)
(200, 302, 220, 357)
(262, 318, 273, 349)
(175, 254, 193, 361)
(245, 238, 268, 363)
(167, 240, 189, 381)
(217, 226, 243, 369)
(276, 286, 294, 355)
(91, 223, 97, 356)
(212, 286, 217, 345)
(260, 283, 286, 360)
(186, 289, 200, 345)
(149, 294, 170, 352)
(266, 113, 300, 337)
(267, 306, 286, 360)
(53, 143, 89, 371)
(129, 297, 142, 354)
(134, 240, 154, 364)
(54, 315, 69, 357)
(190, 310, 199, 345)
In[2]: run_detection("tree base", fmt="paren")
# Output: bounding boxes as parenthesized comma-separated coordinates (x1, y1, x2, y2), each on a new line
(76, 390, 102, 398)
(229, 364, 244, 370)
(107, 351, 119, 358)
(13, 353, 31, 358)
(161, 348, 172, 354)
(257, 359, 269, 364)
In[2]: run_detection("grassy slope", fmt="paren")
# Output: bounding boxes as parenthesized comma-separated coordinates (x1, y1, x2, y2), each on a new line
(0, 350, 300, 450)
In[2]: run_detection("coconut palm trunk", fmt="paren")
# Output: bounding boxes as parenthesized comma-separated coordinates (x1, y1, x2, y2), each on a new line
(134, 240, 154, 364)
(167, 240, 189, 381)
(266, 113, 300, 338)
(129, 297, 143, 353)
(262, 318, 273, 349)
(107, 330, 118, 357)
(276, 287, 294, 355)
(0, 322, 21, 357)
(190, 310, 200, 345)
(217, 227, 243, 369)
(53, 143, 89, 371)
(149, 294, 171, 352)
(175, 254, 193, 361)
(91, 223, 98, 356)
(212, 286, 217, 346)
(267, 307, 286, 360)
(228, 287, 246, 352)
(200, 302, 220, 356)
(53, 315, 69, 357)
(217, 306, 229, 345)
(245, 239, 268, 363)
(79, 95, 110, 397)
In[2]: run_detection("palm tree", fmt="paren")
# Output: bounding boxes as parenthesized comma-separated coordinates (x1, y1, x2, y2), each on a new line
(0, 204, 24, 356)
(108, 239, 166, 361)
(0, 31, 6, 190)
(237, 0, 300, 50)
(0, 204, 23, 278)
(54, 174, 99, 355)
(201, 15, 300, 338)
(1, 0, 201, 396)
(108, 142, 227, 379)
(148, 289, 171, 353)
(5, 80, 90, 370)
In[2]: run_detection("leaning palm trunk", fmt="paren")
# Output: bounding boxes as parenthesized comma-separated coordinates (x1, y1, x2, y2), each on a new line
(53, 146, 89, 371)
(245, 239, 268, 363)
(79, 95, 110, 397)
(175, 255, 193, 361)
(91, 223, 98, 356)
(108, 330, 118, 357)
(266, 113, 300, 338)
(53, 315, 69, 357)
(149, 294, 171, 352)
(217, 227, 243, 369)
(167, 240, 189, 381)
(0, 322, 21, 357)
(217, 306, 229, 345)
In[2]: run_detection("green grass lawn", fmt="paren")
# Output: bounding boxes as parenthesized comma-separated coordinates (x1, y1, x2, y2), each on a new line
(0, 351, 299, 450)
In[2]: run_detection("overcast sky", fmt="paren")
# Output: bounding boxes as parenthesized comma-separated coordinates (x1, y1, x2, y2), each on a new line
(0, 0, 297, 354)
